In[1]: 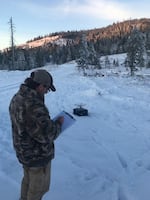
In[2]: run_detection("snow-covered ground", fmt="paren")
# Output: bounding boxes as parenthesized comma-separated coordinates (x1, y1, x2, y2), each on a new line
(1, 57, 150, 200)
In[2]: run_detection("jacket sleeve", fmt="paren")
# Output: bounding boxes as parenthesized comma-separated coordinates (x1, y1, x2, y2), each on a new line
(26, 100, 61, 143)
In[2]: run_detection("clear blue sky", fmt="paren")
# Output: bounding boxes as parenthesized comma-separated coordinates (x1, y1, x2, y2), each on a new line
(0, 0, 150, 50)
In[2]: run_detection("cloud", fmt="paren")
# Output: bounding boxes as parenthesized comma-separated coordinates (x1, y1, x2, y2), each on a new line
(80, 0, 130, 20)
(62, 0, 130, 20)
(18, 0, 131, 21)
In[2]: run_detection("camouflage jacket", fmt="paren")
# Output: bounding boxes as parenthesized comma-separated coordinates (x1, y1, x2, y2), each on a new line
(9, 84, 61, 167)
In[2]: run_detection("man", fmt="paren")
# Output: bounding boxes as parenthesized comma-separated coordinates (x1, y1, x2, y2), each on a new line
(9, 69, 64, 200)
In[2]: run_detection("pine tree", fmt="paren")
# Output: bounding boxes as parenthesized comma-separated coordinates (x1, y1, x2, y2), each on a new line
(105, 56, 110, 68)
(76, 33, 101, 76)
(126, 28, 146, 76)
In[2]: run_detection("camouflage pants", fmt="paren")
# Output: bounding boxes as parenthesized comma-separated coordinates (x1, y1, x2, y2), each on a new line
(20, 162, 51, 200)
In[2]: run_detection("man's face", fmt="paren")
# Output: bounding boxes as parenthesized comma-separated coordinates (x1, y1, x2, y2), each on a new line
(36, 84, 50, 95)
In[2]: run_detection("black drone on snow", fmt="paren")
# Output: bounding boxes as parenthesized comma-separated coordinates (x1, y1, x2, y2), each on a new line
(73, 104, 88, 116)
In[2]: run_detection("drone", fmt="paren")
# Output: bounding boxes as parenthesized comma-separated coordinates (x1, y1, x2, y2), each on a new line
(73, 104, 88, 116)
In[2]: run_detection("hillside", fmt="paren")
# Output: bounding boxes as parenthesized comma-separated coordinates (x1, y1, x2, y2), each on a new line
(19, 35, 60, 48)
(20, 18, 150, 49)
(1, 18, 150, 70)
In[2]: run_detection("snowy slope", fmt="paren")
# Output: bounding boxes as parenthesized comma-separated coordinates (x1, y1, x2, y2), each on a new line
(1, 59, 150, 200)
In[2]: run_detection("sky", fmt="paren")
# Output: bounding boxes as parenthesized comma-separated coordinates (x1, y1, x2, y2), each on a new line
(0, 0, 150, 50)
(1, 54, 150, 199)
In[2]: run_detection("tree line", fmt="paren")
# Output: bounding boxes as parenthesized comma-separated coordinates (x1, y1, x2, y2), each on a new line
(0, 18, 150, 72)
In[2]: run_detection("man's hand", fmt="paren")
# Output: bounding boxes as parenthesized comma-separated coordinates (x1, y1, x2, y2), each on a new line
(56, 116, 64, 125)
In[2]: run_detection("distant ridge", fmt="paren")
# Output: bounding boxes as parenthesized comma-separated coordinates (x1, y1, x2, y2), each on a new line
(18, 18, 150, 49)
